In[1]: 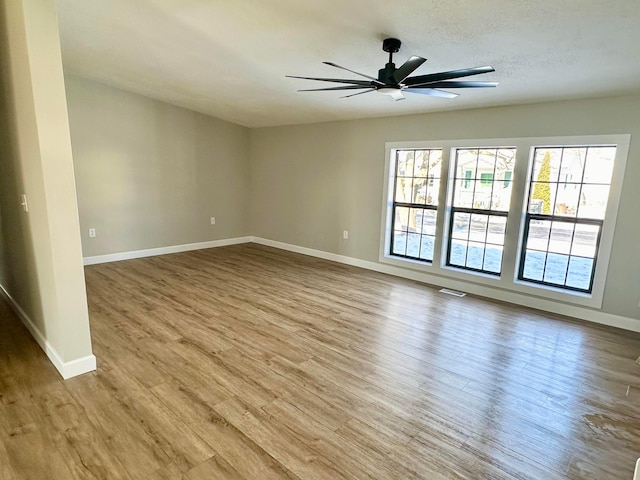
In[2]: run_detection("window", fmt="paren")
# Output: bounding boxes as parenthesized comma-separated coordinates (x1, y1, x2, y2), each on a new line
(390, 149, 442, 261)
(447, 148, 516, 275)
(518, 146, 616, 293)
(381, 135, 629, 308)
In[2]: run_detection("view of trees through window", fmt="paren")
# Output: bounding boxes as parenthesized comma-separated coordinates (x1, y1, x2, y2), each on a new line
(519, 146, 616, 291)
(391, 149, 442, 261)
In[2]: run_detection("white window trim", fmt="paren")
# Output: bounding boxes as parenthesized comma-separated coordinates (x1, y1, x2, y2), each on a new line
(380, 135, 631, 309)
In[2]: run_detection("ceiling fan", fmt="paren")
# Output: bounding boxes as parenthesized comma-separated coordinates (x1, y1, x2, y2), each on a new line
(287, 38, 498, 101)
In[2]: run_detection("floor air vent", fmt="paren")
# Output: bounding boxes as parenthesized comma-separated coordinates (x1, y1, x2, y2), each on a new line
(439, 288, 466, 297)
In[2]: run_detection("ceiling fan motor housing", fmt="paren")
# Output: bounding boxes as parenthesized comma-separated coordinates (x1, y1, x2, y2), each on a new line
(378, 65, 397, 84)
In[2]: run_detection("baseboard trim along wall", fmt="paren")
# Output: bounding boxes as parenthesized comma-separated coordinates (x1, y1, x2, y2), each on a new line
(83, 236, 254, 265)
(81, 235, 640, 333)
(251, 237, 640, 334)
(0, 284, 97, 379)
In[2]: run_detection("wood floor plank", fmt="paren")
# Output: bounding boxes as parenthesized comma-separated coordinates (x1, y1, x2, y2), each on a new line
(184, 455, 244, 480)
(2, 243, 640, 479)
(149, 379, 291, 479)
(214, 397, 351, 480)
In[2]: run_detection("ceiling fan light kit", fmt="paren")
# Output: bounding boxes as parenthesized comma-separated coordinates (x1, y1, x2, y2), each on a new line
(287, 37, 498, 101)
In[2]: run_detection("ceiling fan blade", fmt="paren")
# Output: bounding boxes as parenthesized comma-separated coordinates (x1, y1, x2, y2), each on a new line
(323, 62, 384, 85)
(340, 88, 376, 98)
(298, 85, 372, 92)
(404, 66, 495, 87)
(392, 56, 427, 83)
(404, 88, 459, 99)
(412, 81, 499, 89)
(286, 75, 373, 86)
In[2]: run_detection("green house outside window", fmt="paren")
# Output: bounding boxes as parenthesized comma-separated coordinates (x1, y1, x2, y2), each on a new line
(464, 170, 472, 188)
(504, 171, 512, 187)
(480, 173, 494, 186)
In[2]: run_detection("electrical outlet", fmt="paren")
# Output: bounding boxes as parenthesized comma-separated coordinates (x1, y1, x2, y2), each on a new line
(89, 228, 96, 238)
(210, 217, 216, 225)
(343, 230, 349, 240)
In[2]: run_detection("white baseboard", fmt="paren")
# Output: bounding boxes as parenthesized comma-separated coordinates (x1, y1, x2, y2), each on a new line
(0, 284, 97, 379)
(252, 237, 640, 333)
(83, 236, 253, 265)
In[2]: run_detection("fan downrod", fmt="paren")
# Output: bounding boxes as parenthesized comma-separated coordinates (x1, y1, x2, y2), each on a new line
(382, 37, 401, 70)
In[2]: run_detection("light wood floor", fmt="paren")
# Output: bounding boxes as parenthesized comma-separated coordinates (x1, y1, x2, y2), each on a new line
(2, 243, 640, 479)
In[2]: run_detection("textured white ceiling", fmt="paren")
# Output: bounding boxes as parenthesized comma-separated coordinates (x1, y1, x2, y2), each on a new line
(55, 0, 640, 128)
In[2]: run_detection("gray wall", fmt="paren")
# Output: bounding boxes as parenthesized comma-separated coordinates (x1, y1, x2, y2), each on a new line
(250, 95, 640, 320)
(65, 75, 251, 257)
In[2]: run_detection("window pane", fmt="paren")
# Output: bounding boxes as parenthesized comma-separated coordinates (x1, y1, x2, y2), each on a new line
(392, 232, 407, 255)
(532, 149, 561, 183)
(578, 184, 610, 219)
(408, 208, 423, 233)
(394, 207, 410, 231)
(428, 150, 443, 173)
(413, 150, 428, 177)
(559, 148, 586, 185)
(487, 216, 506, 244)
(526, 219, 551, 251)
(566, 257, 594, 290)
(407, 233, 421, 257)
(469, 214, 488, 243)
(548, 221, 574, 254)
(422, 209, 437, 235)
(491, 177, 514, 210)
(449, 240, 467, 266)
(478, 149, 497, 174)
(554, 183, 579, 217)
(426, 178, 440, 206)
(454, 179, 474, 208)
(419, 235, 435, 261)
(456, 150, 478, 178)
(522, 250, 545, 281)
(484, 245, 503, 273)
(466, 242, 485, 270)
(397, 151, 414, 176)
(543, 253, 569, 285)
(451, 212, 470, 240)
(529, 181, 558, 215)
(412, 177, 428, 204)
(395, 178, 412, 203)
(571, 224, 599, 257)
(583, 147, 615, 184)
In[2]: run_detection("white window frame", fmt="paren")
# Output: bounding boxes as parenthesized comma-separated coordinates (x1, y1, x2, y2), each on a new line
(380, 135, 630, 308)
